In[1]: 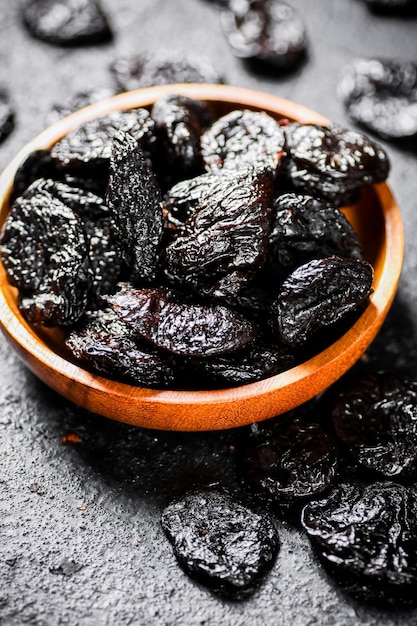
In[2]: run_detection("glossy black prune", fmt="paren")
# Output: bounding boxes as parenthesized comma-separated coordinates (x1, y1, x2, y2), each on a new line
(106, 131, 163, 284)
(284, 123, 390, 204)
(66, 308, 175, 387)
(301, 482, 417, 607)
(201, 109, 285, 174)
(221, 0, 307, 70)
(239, 408, 339, 505)
(331, 372, 417, 480)
(269, 257, 373, 348)
(22, 0, 113, 46)
(161, 489, 279, 598)
(104, 286, 259, 357)
(268, 193, 362, 277)
(338, 58, 417, 141)
(164, 168, 274, 299)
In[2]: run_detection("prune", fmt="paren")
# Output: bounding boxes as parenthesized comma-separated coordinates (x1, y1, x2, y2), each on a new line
(0, 90, 15, 143)
(104, 286, 259, 357)
(284, 123, 390, 204)
(268, 193, 362, 277)
(361, 0, 417, 14)
(239, 408, 339, 505)
(338, 58, 417, 141)
(110, 49, 224, 93)
(12, 150, 58, 200)
(221, 0, 307, 70)
(22, 0, 113, 46)
(161, 489, 279, 598)
(301, 482, 417, 606)
(164, 168, 274, 299)
(269, 257, 373, 348)
(201, 109, 285, 174)
(106, 132, 163, 284)
(0, 184, 92, 326)
(48, 87, 116, 124)
(331, 371, 417, 480)
(65, 308, 175, 387)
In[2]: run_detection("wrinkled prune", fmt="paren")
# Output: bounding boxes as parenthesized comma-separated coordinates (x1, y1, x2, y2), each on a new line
(201, 109, 285, 174)
(164, 168, 274, 299)
(338, 58, 417, 141)
(284, 123, 390, 204)
(104, 286, 259, 357)
(106, 132, 163, 284)
(301, 482, 417, 606)
(161, 489, 279, 598)
(110, 50, 224, 93)
(66, 308, 175, 387)
(331, 371, 417, 480)
(0, 184, 92, 326)
(22, 0, 113, 46)
(269, 257, 373, 348)
(240, 409, 339, 505)
(268, 193, 362, 277)
(221, 0, 307, 70)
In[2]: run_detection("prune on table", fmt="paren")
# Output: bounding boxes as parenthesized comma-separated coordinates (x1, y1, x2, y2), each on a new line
(0, 90, 15, 144)
(21, 0, 113, 46)
(239, 408, 339, 505)
(201, 109, 285, 174)
(0, 183, 92, 326)
(269, 256, 374, 348)
(284, 122, 390, 204)
(301, 482, 417, 607)
(268, 193, 362, 277)
(65, 308, 175, 387)
(164, 167, 274, 299)
(106, 131, 163, 284)
(221, 0, 307, 70)
(161, 489, 279, 598)
(331, 371, 417, 480)
(47, 87, 116, 124)
(338, 58, 417, 141)
(110, 49, 225, 93)
(104, 285, 259, 357)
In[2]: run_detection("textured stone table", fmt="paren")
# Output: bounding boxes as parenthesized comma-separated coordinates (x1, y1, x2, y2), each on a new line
(1, 1, 417, 625)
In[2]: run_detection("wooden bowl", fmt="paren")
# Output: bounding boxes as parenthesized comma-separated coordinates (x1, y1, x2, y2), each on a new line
(0, 84, 404, 431)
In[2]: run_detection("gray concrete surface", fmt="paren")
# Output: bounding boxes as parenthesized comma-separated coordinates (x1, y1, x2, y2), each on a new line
(1, 1, 417, 624)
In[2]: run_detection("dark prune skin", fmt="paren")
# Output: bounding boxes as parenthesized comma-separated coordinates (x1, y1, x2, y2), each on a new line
(331, 372, 417, 480)
(221, 0, 307, 70)
(164, 168, 274, 299)
(161, 489, 279, 599)
(104, 286, 259, 357)
(239, 409, 339, 505)
(301, 482, 417, 607)
(22, 0, 113, 47)
(284, 123, 390, 204)
(269, 256, 374, 348)
(65, 308, 175, 387)
(338, 58, 417, 141)
(201, 109, 285, 174)
(106, 131, 163, 284)
(0, 184, 92, 326)
(268, 193, 362, 278)
(11, 150, 58, 201)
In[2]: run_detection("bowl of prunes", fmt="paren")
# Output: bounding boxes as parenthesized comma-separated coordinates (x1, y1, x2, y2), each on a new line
(0, 83, 404, 431)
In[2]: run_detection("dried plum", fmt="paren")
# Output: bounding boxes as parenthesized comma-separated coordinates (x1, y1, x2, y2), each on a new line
(201, 109, 285, 174)
(48, 87, 116, 124)
(22, 0, 113, 46)
(221, 0, 307, 70)
(331, 371, 417, 480)
(104, 286, 259, 357)
(269, 257, 373, 348)
(301, 482, 417, 607)
(12, 150, 58, 200)
(239, 408, 339, 505)
(284, 123, 390, 204)
(65, 308, 175, 387)
(161, 489, 279, 598)
(106, 131, 163, 283)
(164, 168, 274, 299)
(338, 58, 417, 141)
